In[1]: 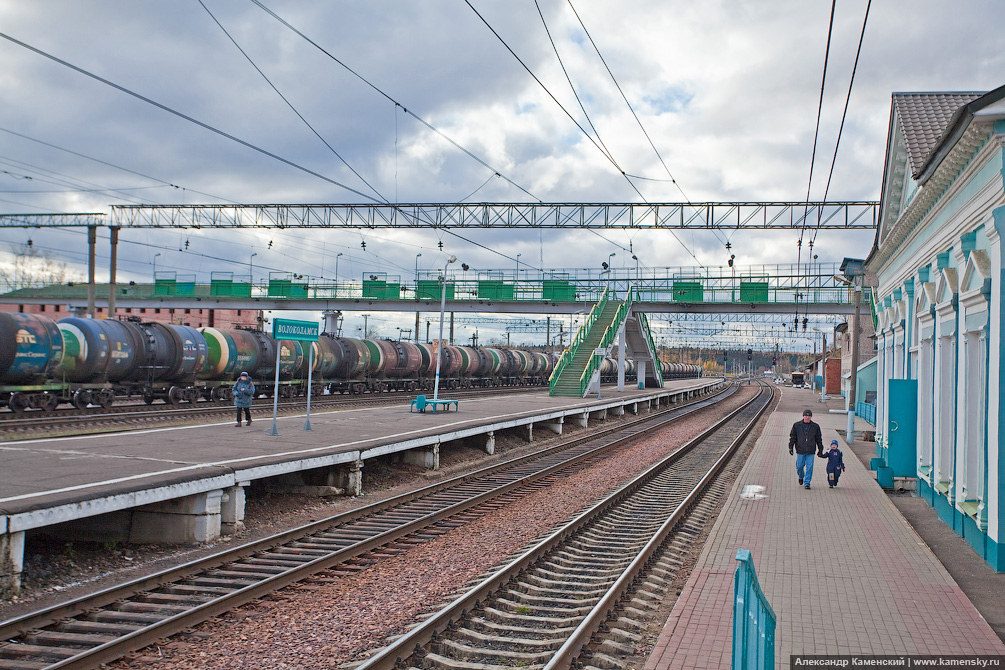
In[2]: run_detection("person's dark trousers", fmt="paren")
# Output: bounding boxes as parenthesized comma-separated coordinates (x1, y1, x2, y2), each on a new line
(236, 407, 251, 424)
(828, 468, 841, 486)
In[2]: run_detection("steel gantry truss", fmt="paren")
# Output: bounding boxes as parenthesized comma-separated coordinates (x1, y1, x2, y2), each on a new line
(0, 213, 105, 227)
(107, 202, 878, 230)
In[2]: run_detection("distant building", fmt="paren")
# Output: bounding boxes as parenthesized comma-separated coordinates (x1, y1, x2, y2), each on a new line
(0, 283, 259, 329)
(867, 85, 1005, 570)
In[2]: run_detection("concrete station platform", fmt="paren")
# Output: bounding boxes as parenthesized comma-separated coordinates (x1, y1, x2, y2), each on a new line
(644, 385, 1005, 669)
(0, 378, 722, 596)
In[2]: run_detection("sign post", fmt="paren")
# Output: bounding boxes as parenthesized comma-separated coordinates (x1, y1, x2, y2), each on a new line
(270, 318, 320, 436)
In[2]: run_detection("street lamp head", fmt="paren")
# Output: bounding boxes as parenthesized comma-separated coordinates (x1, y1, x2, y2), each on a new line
(337, 252, 343, 258)
(447, 255, 457, 264)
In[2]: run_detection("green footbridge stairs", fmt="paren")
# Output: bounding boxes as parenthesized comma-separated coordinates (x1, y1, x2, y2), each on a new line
(548, 288, 664, 397)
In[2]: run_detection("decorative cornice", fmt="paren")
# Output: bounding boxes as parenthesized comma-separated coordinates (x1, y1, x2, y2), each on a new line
(869, 125, 992, 271)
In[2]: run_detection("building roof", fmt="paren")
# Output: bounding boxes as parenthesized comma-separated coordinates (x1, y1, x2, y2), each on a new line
(892, 92, 984, 178)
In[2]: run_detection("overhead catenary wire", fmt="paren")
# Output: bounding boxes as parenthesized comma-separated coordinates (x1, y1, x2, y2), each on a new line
(564, 0, 730, 251)
(198, 0, 388, 205)
(249, 0, 540, 203)
(0, 31, 385, 204)
(809, 0, 872, 250)
(795, 0, 837, 328)
(0, 126, 236, 204)
(467, 0, 704, 267)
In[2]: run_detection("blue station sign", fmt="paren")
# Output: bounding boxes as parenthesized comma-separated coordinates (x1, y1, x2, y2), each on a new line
(272, 318, 319, 342)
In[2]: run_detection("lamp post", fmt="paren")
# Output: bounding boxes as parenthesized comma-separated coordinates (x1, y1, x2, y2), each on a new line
(250, 252, 258, 285)
(153, 253, 161, 280)
(415, 253, 422, 282)
(333, 252, 343, 297)
(433, 255, 457, 402)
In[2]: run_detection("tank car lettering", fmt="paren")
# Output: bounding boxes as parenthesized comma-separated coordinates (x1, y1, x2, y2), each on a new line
(15, 329, 37, 345)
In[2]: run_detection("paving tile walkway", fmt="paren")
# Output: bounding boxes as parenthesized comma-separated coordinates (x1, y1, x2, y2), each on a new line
(645, 386, 1005, 669)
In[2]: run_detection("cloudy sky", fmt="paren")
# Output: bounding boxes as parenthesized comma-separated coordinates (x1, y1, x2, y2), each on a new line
(0, 1, 1003, 345)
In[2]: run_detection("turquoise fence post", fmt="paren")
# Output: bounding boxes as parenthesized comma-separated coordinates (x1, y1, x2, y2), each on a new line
(732, 548, 776, 670)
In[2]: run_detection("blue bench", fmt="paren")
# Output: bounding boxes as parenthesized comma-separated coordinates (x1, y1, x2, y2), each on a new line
(410, 395, 459, 413)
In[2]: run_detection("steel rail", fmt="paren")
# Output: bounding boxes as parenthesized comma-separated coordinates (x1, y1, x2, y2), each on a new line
(355, 381, 770, 670)
(0, 384, 736, 669)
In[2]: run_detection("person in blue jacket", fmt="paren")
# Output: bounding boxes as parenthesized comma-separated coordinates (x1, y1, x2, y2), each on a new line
(233, 371, 255, 427)
(819, 439, 846, 488)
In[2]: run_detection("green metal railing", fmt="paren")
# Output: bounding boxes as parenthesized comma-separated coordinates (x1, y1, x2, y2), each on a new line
(574, 291, 632, 397)
(732, 548, 775, 670)
(637, 308, 664, 387)
(548, 288, 610, 394)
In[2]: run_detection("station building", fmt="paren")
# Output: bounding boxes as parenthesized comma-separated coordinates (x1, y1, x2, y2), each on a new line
(867, 84, 1005, 570)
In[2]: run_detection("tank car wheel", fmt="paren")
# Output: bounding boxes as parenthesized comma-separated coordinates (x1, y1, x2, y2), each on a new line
(167, 386, 184, 405)
(41, 393, 60, 413)
(8, 392, 29, 414)
(72, 389, 92, 410)
(185, 388, 199, 403)
(97, 389, 115, 408)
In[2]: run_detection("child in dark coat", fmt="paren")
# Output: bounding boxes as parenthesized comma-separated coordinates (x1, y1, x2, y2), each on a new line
(819, 440, 846, 488)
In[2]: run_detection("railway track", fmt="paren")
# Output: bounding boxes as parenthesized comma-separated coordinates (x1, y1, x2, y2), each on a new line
(356, 381, 772, 670)
(0, 383, 738, 670)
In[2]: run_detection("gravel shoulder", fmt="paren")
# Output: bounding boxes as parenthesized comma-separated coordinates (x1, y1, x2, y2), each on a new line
(102, 386, 758, 669)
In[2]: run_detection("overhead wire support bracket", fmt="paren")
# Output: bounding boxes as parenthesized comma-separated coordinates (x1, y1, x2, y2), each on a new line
(109, 202, 878, 230)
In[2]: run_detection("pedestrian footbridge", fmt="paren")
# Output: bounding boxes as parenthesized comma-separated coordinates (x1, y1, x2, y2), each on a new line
(549, 288, 664, 397)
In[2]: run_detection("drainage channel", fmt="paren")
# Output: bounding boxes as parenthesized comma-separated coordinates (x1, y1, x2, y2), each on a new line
(355, 382, 771, 670)
(0, 385, 735, 670)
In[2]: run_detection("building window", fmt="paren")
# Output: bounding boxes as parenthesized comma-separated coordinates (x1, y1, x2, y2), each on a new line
(184, 308, 191, 314)
(140, 308, 146, 314)
(155, 308, 161, 314)
(126, 308, 132, 313)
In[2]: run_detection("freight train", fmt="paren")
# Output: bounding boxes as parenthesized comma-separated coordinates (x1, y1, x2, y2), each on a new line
(0, 312, 700, 413)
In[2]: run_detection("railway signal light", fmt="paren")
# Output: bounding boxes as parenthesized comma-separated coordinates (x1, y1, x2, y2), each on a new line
(747, 349, 752, 360)
(772, 355, 777, 366)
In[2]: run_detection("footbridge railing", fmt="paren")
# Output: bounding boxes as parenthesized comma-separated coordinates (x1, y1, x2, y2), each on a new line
(575, 291, 632, 397)
(548, 288, 610, 395)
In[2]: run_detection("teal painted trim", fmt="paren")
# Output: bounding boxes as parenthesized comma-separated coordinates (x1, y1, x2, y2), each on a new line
(961, 230, 978, 260)
(893, 288, 902, 301)
(965, 309, 989, 332)
(989, 537, 1003, 573)
(995, 119, 1005, 134)
(953, 507, 966, 533)
(918, 477, 935, 505)
(918, 265, 931, 283)
(937, 250, 952, 270)
(962, 513, 986, 557)
(995, 206, 1005, 235)
(934, 491, 955, 526)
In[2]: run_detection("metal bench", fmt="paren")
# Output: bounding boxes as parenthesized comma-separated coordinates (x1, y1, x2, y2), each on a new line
(410, 395, 459, 413)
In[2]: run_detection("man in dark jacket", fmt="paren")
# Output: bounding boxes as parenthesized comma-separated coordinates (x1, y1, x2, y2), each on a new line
(789, 409, 824, 489)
